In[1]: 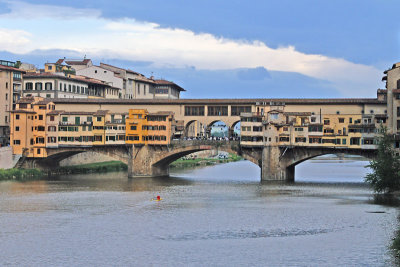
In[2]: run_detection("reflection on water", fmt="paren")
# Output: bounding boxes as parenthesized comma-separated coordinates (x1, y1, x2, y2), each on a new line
(0, 156, 397, 266)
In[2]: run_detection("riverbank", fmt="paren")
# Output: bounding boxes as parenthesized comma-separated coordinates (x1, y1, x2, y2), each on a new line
(53, 161, 127, 175)
(0, 168, 44, 181)
(170, 153, 243, 169)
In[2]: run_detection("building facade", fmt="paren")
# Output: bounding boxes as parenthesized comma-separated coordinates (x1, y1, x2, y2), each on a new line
(0, 61, 25, 146)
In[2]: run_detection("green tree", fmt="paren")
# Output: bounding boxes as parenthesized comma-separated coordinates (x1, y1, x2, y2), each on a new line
(365, 127, 400, 193)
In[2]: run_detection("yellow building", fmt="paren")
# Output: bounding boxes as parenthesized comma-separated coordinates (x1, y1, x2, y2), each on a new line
(10, 97, 55, 158)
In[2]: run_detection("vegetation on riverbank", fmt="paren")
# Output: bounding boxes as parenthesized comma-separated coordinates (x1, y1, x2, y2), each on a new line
(54, 161, 127, 174)
(0, 168, 44, 181)
(365, 127, 400, 194)
(170, 153, 242, 169)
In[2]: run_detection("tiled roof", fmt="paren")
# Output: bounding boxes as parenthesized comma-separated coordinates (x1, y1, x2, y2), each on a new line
(47, 110, 64, 115)
(94, 110, 109, 116)
(36, 100, 53, 105)
(17, 97, 35, 104)
(154, 79, 185, 91)
(0, 65, 25, 73)
(11, 110, 36, 114)
(49, 98, 385, 105)
(149, 111, 174, 116)
(24, 73, 110, 87)
(65, 59, 91, 65)
(284, 112, 313, 116)
(61, 111, 95, 115)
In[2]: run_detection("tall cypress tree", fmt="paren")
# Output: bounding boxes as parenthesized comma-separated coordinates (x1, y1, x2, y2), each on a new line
(365, 127, 400, 193)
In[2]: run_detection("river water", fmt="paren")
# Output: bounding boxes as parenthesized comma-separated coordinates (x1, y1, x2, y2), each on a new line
(0, 156, 398, 266)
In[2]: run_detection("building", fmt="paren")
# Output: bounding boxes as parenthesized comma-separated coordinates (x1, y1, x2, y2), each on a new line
(239, 102, 387, 150)
(22, 73, 119, 99)
(10, 97, 175, 158)
(0, 60, 25, 146)
(153, 79, 185, 99)
(23, 73, 89, 99)
(125, 109, 174, 145)
(75, 63, 123, 98)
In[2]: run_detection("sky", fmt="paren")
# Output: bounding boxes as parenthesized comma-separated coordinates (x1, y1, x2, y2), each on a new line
(0, 0, 399, 99)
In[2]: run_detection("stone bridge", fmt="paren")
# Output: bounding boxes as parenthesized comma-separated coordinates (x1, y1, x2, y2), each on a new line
(20, 141, 376, 181)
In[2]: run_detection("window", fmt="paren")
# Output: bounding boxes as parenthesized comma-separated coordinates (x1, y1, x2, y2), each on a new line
(95, 70, 98, 73)
(97, 117, 102, 122)
(184, 106, 205, 116)
(62, 117, 68, 122)
(69, 85, 72, 92)
(75, 117, 80, 124)
(130, 126, 137, 130)
(231, 106, 252, 116)
(311, 117, 316, 123)
(13, 140, 20, 145)
(48, 65, 52, 70)
(37, 148, 41, 154)
(87, 116, 92, 122)
(46, 94, 51, 98)
(15, 126, 19, 131)
(59, 83, 62, 91)
(208, 106, 228, 116)
(38, 115, 43, 120)
(16, 114, 19, 120)
(270, 113, 278, 120)
(48, 126, 56, 132)
(13, 72, 21, 80)
(339, 118, 345, 123)
(35, 82, 42, 90)
(45, 82, 52, 90)
(25, 82, 33, 90)
(50, 116, 54, 121)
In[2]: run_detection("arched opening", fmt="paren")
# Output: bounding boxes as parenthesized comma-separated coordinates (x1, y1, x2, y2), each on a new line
(294, 153, 371, 183)
(208, 120, 229, 140)
(155, 145, 260, 182)
(185, 120, 206, 139)
(230, 120, 241, 140)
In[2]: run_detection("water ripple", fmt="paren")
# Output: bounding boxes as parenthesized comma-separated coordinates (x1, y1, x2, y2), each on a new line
(158, 228, 333, 241)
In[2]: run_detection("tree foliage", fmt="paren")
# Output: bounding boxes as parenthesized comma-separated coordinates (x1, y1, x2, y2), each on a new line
(365, 127, 400, 193)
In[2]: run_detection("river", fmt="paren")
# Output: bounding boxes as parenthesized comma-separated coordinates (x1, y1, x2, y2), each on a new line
(0, 155, 398, 266)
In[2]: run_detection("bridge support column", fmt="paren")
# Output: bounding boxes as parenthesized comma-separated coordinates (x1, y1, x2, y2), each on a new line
(127, 145, 169, 178)
(261, 146, 294, 182)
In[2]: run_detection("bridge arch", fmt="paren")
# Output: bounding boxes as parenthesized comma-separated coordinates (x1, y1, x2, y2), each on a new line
(268, 146, 377, 182)
(26, 145, 131, 169)
(127, 141, 261, 178)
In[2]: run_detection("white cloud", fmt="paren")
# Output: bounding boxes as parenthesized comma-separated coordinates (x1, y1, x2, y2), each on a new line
(0, 28, 31, 50)
(0, 1, 382, 97)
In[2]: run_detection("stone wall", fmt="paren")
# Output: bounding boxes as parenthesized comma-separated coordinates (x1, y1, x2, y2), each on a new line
(0, 146, 17, 169)
(59, 151, 117, 166)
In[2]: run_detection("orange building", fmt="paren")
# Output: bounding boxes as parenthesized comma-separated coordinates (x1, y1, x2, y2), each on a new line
(125, 109, 174, 145)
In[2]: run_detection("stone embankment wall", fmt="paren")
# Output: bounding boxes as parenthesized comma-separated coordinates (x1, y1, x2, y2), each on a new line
(59, 152, 117, 166)
(0, 147, 20, 169)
